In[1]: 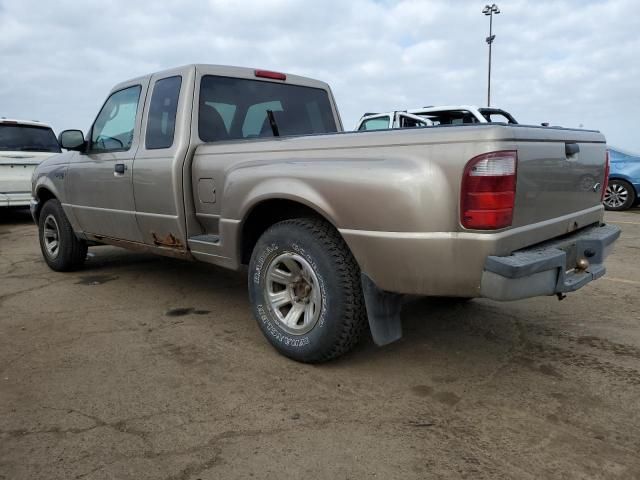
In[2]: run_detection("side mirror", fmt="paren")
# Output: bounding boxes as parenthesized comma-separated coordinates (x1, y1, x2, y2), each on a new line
(58, 129, 86, 151)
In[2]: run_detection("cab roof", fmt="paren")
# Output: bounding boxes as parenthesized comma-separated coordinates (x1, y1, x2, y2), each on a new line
(113, 64, 331, 93)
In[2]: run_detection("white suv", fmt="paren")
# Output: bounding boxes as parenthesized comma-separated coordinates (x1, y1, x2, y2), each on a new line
(1, 118, 60, 207)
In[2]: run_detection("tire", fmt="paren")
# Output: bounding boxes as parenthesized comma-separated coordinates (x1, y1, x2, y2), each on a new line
(38, 199, 87, 271)
(248, 218, 367, 363)
(604, 179, 636, 211)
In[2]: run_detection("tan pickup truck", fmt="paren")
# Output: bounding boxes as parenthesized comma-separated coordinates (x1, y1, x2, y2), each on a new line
(31, 64, 620, 362)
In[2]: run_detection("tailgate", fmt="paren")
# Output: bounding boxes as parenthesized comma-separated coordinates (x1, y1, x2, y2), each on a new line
(511, 127, 607, 227)
(0, 155, 43, 193)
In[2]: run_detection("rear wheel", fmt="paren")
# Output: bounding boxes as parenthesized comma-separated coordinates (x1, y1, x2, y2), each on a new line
(248, 218, 367, 363)
(604, 179, 636, 211)
(38, 199, 87, 271)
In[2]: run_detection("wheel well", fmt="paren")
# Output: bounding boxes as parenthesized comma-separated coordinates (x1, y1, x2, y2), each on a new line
(240, 199, 328, 264)
(34, 188, 56, 222)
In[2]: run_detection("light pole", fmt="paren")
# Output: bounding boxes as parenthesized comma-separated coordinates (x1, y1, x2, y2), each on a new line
(483, 4, 500, 107)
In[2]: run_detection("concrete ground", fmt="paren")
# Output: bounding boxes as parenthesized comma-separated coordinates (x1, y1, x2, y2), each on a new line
(1, 207, 639, 480)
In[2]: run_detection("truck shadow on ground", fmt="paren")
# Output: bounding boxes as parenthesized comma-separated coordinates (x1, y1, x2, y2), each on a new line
(71, 246, 640, 390)
(0, 207, 32, 225)
(76, 247, 541, 369)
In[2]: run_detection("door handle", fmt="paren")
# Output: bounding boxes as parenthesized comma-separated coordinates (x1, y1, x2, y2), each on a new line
(114, 163, 127, 176)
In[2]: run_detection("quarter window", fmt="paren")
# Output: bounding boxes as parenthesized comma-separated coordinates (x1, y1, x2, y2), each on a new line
(91, 85, 141, 152)
(146, 76, 182, 150)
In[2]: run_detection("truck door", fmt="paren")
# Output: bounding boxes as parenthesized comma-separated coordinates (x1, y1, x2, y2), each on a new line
(65, 80, 148, 241)
(133, 68, 193, 249)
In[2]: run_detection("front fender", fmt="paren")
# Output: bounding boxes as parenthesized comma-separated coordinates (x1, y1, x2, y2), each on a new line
(31, 152, 81, 230)
(609, 174, 640, 193)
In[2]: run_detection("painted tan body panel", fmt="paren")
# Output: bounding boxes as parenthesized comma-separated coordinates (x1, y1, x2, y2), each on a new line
(191, 125, 606, 296)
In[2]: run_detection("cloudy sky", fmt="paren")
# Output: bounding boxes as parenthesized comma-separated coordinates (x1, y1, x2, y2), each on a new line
(1, 0, 638, 150)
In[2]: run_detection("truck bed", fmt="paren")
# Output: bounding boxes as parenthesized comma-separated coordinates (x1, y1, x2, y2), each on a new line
(191, 123, 608, 296)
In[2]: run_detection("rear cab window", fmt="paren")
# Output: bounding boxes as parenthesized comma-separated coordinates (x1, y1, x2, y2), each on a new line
(0, 124, 60, 153)
(198, 76, 337, 142)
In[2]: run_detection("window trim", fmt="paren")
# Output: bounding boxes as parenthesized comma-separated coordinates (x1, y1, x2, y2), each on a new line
(144, 75, 182, 151)
(87, 84, 143, 154)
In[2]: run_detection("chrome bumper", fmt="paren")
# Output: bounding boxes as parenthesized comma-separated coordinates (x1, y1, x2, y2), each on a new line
(0, 192, 32, 207)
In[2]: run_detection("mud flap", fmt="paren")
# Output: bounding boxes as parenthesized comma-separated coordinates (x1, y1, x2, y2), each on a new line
(361, 273, 403, 346)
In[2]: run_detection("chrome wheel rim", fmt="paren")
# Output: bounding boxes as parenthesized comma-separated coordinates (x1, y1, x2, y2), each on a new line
(43, 214, 61, 259)
(265, 253, 321, 335)
(604, 183, 628, 208)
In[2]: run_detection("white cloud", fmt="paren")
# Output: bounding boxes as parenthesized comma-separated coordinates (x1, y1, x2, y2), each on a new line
(0, 0, 638, 150)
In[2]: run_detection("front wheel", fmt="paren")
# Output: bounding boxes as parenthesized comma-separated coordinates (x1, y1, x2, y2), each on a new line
(38, 199, 87, 271)
(603, 179, 636, 211)
(248, 218, 367, 363)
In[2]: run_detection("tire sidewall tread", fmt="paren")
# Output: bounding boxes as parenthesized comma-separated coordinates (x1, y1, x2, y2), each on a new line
(38, 199, 87, 271)
(248, 218, 365, 363)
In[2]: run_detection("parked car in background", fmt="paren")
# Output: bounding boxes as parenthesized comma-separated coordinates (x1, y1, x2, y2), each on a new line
(355, 105, 517, 131)
(1, 118, 60, 207)
(604, 147, 640, 211)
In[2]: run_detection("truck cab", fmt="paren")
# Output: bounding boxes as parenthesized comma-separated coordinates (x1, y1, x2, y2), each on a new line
(33, 64, 342, 251)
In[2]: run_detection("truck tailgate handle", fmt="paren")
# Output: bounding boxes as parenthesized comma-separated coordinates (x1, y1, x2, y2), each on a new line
(565, 142, 580, 156)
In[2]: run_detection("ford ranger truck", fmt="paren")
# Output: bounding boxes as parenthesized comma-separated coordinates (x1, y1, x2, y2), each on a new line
(30, 64, 620, 363)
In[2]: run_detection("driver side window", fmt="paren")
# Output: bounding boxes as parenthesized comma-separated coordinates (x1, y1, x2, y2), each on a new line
(91, 85, 141, 152)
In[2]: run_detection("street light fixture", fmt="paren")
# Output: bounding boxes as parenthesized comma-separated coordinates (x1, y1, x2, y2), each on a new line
(483, 3, 500, 107)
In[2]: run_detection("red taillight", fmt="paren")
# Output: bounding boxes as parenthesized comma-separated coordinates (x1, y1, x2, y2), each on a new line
(254, 69, 286, 81)
(601, 150, 610, 201)
(461, 150, 517, 230)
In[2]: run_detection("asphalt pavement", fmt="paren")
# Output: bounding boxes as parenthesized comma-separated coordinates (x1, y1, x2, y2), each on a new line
(1, 207, 639, 479)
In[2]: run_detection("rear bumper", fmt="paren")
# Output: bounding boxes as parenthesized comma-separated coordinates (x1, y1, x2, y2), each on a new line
(480, 224, 620, 301)
(0, 192, 32, 207)
(340, 205, 605, 297)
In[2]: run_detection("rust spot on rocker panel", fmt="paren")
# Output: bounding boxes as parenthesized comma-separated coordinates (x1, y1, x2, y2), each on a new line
(151, 232, 184, 249)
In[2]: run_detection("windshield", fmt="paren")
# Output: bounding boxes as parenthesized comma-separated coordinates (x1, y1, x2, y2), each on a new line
(0, 124, 61, 152)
